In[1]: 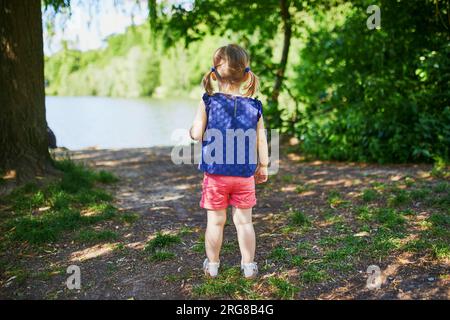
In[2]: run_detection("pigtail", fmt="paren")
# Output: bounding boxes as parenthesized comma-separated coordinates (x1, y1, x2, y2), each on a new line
(243, 70, 260, 97)
(202, 70, 215, 96)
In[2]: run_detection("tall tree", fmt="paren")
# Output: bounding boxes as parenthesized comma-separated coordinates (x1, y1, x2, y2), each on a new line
(150, 0, 293, 127)
(150, 0, 338, 128)
(267, 0, 293, 128)
(1, 0, 50, 182)
(0, 0, 67, 183)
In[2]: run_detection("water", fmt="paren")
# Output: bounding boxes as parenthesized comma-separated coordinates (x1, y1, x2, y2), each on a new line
(46, 96, 197, 150)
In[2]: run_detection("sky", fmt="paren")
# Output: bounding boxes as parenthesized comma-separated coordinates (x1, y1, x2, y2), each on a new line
(43, 0, 148, 55)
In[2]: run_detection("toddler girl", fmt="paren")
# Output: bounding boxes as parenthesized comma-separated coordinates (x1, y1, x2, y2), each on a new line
(190, 44, 269, 279)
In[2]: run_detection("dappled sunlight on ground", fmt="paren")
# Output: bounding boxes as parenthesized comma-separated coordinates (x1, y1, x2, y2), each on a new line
(70, 243, 118, 262)
(1, 146, 448, 299)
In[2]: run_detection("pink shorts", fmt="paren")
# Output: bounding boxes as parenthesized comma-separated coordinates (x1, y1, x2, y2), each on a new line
(200, 173, 257, 210)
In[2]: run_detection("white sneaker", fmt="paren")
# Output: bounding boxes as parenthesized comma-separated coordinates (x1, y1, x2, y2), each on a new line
(241, 262, 258, 279)
(203, 259, 220, 278)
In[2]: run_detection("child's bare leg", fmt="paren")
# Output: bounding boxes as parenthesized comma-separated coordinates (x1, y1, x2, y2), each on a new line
(232, 207, 256, 264)
(205, 210, 227, 263)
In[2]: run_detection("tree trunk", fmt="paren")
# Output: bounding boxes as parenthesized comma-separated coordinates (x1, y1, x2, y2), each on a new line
(272, 0, 292, 104)
(0, 0, 53, 183)
(266, 0, 292, 128)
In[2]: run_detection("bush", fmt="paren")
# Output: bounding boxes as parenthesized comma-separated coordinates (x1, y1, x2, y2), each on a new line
(290, 0, 450, 164)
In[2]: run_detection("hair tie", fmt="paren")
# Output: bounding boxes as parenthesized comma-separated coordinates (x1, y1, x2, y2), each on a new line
(245, 67, 251, 73)
(211, 67, 216, 72)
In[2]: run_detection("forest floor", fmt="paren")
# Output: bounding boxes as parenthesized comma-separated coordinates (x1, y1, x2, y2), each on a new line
(0, 145, 449, 300)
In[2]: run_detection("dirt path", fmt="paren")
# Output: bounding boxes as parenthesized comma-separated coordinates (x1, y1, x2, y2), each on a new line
(1, 147, 448, 299)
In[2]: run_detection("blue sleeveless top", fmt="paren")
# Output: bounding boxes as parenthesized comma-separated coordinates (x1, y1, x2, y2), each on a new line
(199, 92, 263, 177)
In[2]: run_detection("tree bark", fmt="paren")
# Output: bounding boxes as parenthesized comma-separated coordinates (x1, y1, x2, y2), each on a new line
(266, 0, 292, 128)
(271, 0, 292, 104)
(0, 0, 53, 183)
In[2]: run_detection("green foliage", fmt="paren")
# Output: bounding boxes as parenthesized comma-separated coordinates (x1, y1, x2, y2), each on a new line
(45, 23, 224, 98)
(43, 0, 70, 11)
(44, 0, 450, 164)
(292, 0, 450, 163)
(45, 25, 159, 97)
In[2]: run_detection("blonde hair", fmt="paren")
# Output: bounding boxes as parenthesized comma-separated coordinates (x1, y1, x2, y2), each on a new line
(202, 44, 260, 97)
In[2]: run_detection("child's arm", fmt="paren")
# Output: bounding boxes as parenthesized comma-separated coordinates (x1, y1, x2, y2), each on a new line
(190, 100, 207, 141)
(255, 116, 269, 184)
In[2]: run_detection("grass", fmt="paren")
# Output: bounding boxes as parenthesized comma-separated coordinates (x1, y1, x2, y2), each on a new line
(179, 226, 195, 236)
(192, 242, 205, 253)
(355, 205, 372, 221)
(355, 206, 407, 231)
(404, 211, 450, 261)
(1, 159, 120, 245)
(374, 208, 406, 231)
(33, 268, 65, 281)
(193, 265, 258, 299)
(290, 210, 311, 227)
(145, 232, 181, 262)
(361, 188, 379, 202)
(53, 160, 115, 192)
(410, 188, 431, 201)
(149, 251, 176, 262)
(268, 277, 299, 299)
(327, 190, 350, 208)
(295, 184, 311, 194)
(300, 264, 328, 284)
(431, 158, 450, 179)
(222, 240, 238, 253)
(95, 171, 120, 184)
(0, 160, 120, 297)
(281, 175, 294, 183)
(118, 212, 140, 224)
(429, 212, 450, 227)
(145, 232, 181, 253)
(323, 236, 366, 270)
(269, 246, 290, 262)
(192, 234, 206, 253)
(387, 188, 410, 207)
(2, 154, 449, 300)
(366, 230, 404, 259)
(323, 210, 346, 225)
(433, 182, 449, 193)
(319, 236, 340, 247)
(8, 205, 117, 244)
(3, 268, 29, 286)
(291, 255, 304, 266)
(404, 177, 415, 187)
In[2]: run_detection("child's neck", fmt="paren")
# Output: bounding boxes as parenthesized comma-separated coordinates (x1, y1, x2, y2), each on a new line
(218, 84, 241, 96)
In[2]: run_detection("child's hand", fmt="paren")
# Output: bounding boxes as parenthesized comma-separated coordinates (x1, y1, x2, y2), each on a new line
(255, 165, 268, 184)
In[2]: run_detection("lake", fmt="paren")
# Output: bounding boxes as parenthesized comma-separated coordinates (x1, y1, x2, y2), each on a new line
(46, 96, 198, 150)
